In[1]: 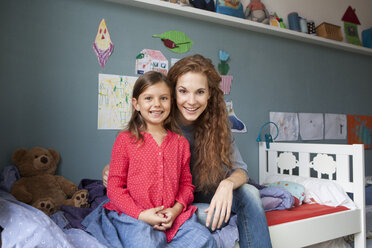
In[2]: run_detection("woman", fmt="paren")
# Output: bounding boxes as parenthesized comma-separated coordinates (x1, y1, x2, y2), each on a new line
(103, 54, 272, 248)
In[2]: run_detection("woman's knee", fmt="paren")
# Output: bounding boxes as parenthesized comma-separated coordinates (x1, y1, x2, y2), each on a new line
(234, 184, 263, 209)
(193, 203, 230, 231)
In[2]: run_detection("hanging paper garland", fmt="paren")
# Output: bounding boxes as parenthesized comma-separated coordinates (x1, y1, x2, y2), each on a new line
(153, 30, 193, 53)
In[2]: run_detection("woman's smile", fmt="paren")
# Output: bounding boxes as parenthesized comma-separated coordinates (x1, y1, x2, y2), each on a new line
(176, 72, 210, 125)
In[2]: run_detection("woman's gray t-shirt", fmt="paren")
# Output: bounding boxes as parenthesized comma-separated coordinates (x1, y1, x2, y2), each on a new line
(181, 125, 249, 203)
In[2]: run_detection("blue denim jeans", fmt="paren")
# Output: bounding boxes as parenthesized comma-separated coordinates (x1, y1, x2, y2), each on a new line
(82, 200, 216, 248)
(194, 184, 272, 248)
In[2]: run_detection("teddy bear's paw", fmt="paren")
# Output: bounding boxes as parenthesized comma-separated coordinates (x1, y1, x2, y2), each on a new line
(72, 189, 90, 208)
(32, 199, 56, 216)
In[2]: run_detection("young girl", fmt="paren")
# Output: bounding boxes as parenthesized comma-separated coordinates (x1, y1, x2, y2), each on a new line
(83, 71, 216, 248)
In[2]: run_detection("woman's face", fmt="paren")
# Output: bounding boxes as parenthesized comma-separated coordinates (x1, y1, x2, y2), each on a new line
(175, 72, 210, 126)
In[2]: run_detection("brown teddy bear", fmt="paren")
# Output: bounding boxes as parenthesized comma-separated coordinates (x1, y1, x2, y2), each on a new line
(10, 147, 89, 216)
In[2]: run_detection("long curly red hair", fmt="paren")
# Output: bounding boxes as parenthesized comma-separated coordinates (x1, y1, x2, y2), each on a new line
(167, 54, 232, 194)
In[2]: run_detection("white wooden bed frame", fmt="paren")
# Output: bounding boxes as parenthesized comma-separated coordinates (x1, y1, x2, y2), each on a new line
(258, 142, 366, 248)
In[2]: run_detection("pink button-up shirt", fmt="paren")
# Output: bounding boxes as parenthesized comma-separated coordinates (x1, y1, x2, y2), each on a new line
(104, 130, 196, 242)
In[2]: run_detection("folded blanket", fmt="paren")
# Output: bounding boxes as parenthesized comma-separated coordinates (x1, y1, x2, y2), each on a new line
(59, 179, 108, 230)
(260, 186, 294, 211)
(248, 178, 295, 211)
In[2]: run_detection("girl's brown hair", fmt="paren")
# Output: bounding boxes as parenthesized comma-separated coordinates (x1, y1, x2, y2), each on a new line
(125, 71, 178, 142)
(167, 54, 232, 194)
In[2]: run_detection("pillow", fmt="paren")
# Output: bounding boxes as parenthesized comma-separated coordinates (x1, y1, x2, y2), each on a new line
(264, 174, 356, 210)
(216, 0, 244, 19)
(267, 181, 305, 206)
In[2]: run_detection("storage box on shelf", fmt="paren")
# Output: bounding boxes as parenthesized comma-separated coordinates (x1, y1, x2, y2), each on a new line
(316, 22, 343, 41)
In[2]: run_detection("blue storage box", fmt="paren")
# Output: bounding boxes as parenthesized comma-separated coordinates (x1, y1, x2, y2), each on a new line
(362, 28, 372, 48)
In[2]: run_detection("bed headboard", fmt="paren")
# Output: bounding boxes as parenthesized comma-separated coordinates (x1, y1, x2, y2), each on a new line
(258, 142, 365, 209)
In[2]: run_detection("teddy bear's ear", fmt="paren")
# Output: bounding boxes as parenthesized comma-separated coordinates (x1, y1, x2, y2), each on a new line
(48, 149, 60, 164)
(12, 148, 28, 165)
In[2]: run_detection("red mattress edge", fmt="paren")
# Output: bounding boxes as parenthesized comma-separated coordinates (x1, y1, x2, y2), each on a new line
(265, 203, 349, 226)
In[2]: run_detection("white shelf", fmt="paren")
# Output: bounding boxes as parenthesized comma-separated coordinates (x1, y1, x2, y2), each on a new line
(105, 0, 372, 56)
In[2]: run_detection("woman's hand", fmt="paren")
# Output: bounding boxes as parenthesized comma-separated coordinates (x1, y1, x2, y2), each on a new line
(205, 178, 234, 231)
(102, 164, 110, 187)
(205, 169, 247, 231)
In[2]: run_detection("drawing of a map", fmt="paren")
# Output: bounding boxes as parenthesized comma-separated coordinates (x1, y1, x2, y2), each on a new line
(98, 74, 138, 130)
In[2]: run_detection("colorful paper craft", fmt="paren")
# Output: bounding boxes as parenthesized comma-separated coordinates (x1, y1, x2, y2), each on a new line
(153, 31, 193, 53)
(98, 74, 138, 130)
(270, 112, 299, 141)
(218, 50, 230, 75)
(135, 49, 168, 75)
(219, 75, 233, 94)
(93, 19, 114, 68)
(347, 115, 372, 149)
(226, 100, 246, 133)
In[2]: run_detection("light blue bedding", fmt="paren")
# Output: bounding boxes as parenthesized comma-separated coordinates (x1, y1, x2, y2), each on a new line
(0, 189, 106, 248)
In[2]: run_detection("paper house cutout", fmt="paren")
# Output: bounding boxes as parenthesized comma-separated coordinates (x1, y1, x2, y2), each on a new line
(341, 6, 362, 45)
(342, 6, 361, 25)
(136, 49, 168, 75)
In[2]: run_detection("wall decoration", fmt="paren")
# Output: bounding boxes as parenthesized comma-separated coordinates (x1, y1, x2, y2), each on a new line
(218, 50, 232, 94)
(325, 113, 347, 139)
(299, 113, 324, 140)
(226, 100, 246, 133)
(135, 49, 168, 75)
(219, 75, 233, 94)
(92, 19, 114, 68)
(98, 74, 138, 130)
(218, 50, 230, 75)
(152, 31, 193, 53)
(341, 6, 362, 46)
(347, 115, 372, 149)
(270, 112, 299, 141)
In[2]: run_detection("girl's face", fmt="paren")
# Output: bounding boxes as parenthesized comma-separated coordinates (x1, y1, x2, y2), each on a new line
(175, 72, 210, 126)
(132, 81, 171, 130)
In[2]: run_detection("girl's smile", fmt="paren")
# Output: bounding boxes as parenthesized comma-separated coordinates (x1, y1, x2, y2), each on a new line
(132, 81, 171, 131)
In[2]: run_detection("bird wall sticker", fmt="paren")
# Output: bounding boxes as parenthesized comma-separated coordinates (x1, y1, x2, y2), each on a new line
(153, 30, 193, 53)
(93, 19, 114, 68)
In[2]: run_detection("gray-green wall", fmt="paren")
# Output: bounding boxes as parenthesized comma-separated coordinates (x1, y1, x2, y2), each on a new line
(1, 0, 371, 184)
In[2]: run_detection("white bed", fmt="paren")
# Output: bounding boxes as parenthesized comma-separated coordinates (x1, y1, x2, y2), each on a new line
(258, 142, 366, 248)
